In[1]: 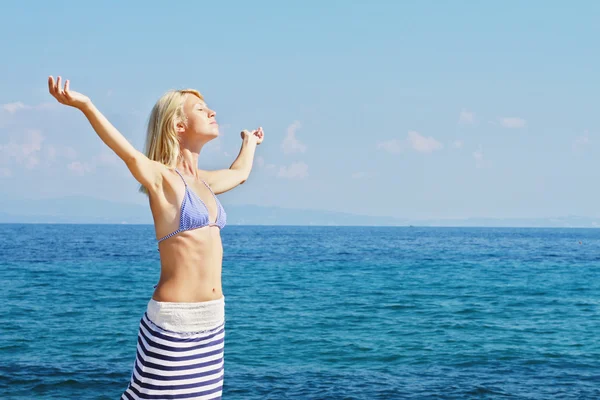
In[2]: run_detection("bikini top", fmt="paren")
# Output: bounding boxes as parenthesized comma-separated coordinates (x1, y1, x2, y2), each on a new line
(157, 168, 226, 243)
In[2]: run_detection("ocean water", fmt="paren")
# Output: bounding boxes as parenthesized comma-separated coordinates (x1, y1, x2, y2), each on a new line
(1, 224, 599, 399)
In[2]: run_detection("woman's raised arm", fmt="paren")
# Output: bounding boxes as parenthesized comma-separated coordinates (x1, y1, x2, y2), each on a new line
(48, 76, 164, 192)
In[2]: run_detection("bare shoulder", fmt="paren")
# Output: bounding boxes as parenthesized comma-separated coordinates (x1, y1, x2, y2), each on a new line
(127, 154, 170, 195)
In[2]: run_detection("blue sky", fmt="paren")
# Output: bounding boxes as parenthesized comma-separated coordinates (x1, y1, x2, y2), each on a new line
(1, 1, 600, 220)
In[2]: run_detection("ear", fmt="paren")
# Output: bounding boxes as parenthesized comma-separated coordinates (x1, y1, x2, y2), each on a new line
(175, 120, 186, 134)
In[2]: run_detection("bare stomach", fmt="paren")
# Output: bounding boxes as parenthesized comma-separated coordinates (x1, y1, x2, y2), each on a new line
(152, 228, 224, 303)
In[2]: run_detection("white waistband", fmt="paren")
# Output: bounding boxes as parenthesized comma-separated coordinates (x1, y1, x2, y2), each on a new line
(146, 296, 225, 333)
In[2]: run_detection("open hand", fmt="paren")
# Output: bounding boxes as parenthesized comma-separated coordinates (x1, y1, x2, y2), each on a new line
(241, 127, 264, 145)
(48, 76, 91, 109)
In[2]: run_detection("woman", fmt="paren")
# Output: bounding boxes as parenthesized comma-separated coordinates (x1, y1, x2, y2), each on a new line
(48, 76, 264, 399)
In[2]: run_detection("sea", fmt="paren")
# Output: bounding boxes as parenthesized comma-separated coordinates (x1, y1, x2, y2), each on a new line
(1, 224, 599, 399)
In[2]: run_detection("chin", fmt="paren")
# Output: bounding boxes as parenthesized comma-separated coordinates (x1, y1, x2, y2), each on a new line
(199, 128, 219, 141)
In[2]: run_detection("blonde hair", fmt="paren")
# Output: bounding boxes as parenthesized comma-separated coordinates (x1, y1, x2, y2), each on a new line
(138, 89, 203, 194)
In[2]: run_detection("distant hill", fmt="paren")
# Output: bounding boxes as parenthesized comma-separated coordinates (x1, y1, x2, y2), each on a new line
(1, 196, 600, 228)
(0, 196, 408, 226)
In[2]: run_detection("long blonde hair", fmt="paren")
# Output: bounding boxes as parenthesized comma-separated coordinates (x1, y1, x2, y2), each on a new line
(138, 89, 203, 194)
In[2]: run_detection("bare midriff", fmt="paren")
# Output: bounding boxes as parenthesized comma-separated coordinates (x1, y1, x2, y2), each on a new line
(152, 226, 223, 303)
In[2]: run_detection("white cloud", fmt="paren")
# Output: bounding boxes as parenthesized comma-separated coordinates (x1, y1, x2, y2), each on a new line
(0, 130, 45, 169)
(1, 101, 56, 114)
(473, 146, 485, 168)
(93, 150, 121, 166)
(377, 132, 443, 154)
(21, 130, 44, 156)
(573, 130, 590, 151)
(43, 144, 78, 165)
(0, 130, 119, 176)
(453, 140, 463, 149)
(500, 117, 526, 129)
(25, 156, 40, 169)
(352, 172, 367, 179)
(0, 167, 12, 177)
(376, 139, 403, 154)
(407, 131, 443, 153)
(459, 109, 475, 125)
(2, 102, 28, 114)
(278, 162, 308, 179)
(67, 161, 94, 176)
(282, 121, 306, 154)
(253, 157, 275, 173)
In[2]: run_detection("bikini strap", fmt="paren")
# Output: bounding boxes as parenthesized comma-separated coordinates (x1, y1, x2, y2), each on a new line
(173, 168, 187, 186)
(199, 178, 215, 194)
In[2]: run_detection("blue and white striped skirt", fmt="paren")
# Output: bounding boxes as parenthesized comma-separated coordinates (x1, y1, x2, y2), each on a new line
(121, 297, 225, 400)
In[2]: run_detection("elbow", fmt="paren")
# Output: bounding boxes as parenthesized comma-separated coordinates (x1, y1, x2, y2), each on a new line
(231, 166, 250, 185)
(123, 151, 137, 165)
(241, 169, 252, 184)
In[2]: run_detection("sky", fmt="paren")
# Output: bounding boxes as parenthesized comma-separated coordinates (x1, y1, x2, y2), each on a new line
(1, 1, 600, 220)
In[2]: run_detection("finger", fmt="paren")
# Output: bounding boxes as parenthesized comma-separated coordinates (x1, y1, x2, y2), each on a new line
(64, 79, 71, 99)
(48, 77, 64, 103)
(56, 77, 67, 101)
(48, 76, 55, 95)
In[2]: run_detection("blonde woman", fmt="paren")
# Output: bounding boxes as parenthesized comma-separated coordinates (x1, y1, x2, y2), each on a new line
(48, 76, 263, 399)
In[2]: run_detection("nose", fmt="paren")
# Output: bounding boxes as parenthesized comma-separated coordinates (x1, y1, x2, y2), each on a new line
(208, 108, 216, 118)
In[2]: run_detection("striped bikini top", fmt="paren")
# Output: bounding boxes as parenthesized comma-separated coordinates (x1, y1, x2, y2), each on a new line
(157, 169, 226, 243)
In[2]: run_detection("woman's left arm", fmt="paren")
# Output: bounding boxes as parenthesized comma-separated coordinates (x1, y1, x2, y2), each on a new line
(202, 127, 264, 194)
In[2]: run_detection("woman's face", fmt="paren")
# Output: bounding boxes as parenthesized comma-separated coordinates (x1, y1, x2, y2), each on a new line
(180, 94, 219, 140)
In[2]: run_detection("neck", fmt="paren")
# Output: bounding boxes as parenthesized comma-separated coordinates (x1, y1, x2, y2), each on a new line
(177, 134, 211, 175)
(177, 147, 201, 174)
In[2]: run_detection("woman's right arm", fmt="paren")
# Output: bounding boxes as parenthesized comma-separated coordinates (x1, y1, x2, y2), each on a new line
(48, 76, 164, 192)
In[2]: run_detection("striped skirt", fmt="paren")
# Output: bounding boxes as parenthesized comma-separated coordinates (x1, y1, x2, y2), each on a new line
(121, 297, 226, 400)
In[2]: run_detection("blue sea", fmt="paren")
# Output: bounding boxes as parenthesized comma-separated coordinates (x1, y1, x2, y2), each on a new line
(1, 224, 599, 399)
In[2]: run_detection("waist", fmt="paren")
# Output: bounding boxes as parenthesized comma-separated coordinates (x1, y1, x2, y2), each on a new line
(146, 296, 225, 333)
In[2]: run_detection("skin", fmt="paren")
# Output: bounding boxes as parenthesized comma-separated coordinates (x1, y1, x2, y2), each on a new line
(48, 75, 264, 303)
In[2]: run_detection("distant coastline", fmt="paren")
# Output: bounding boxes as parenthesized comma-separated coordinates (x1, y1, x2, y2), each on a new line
(1, 196, 600, 228)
